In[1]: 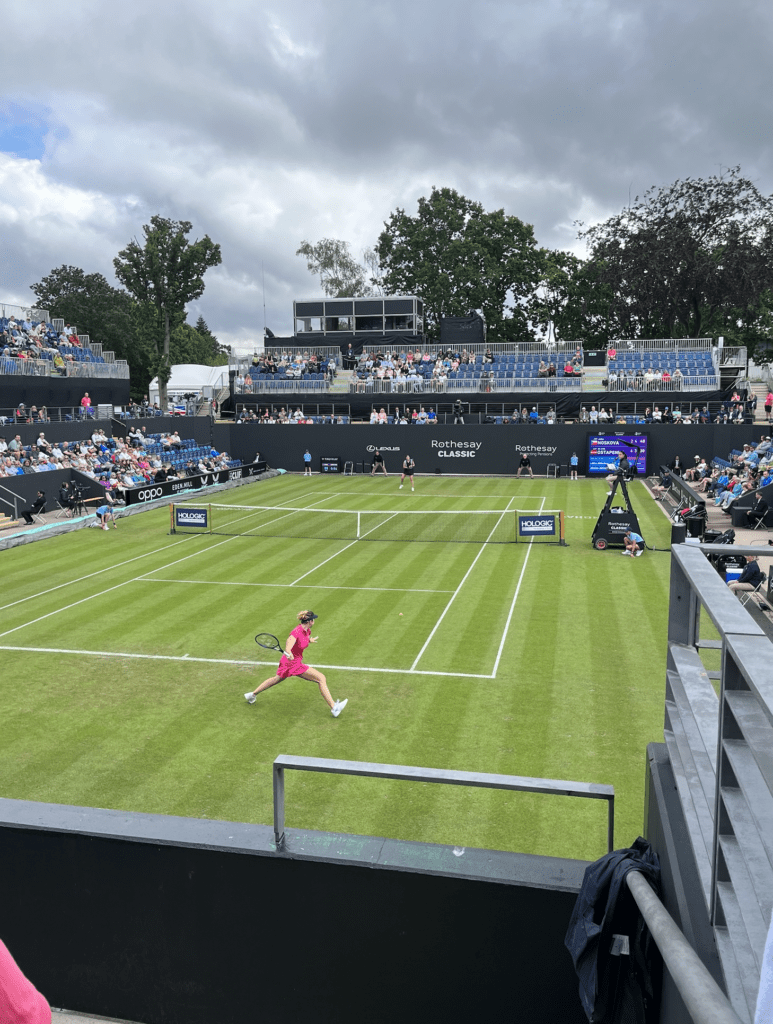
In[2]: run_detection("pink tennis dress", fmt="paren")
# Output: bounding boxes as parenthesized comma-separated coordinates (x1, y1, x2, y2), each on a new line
(276, 625, 311, 679)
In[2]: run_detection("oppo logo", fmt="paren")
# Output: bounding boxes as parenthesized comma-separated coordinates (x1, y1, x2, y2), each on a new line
(137, 487, 163, 501)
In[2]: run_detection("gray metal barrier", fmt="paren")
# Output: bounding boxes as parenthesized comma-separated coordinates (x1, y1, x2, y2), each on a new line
(626, 872, 744, 1024)
(272, 753, 614, 852)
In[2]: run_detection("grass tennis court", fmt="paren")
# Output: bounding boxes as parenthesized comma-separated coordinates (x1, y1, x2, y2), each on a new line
(0, 473, 673, 861)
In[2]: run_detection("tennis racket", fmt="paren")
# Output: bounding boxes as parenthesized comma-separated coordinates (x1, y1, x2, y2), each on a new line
(255, 633, 284, 653)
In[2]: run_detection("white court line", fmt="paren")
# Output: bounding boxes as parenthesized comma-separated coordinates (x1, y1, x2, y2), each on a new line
(0, 497, 334, 641)
(135, 496, 335, 582)
(410, 498, 515, 671)
(0, 490, 319, 616)
(490, 497, 546, 678)
(0, 645, 491, 679)
(141, 579, 454, 593)
(0, 536, 194, 614)
(313, 491, 542, 501)
(289, 512, 399, 586)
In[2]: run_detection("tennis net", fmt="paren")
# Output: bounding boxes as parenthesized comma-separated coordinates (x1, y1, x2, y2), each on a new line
(171, 502, 516, 543)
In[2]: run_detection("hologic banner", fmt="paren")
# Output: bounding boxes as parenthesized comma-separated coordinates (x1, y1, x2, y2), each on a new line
(518, 514, 557, 536)
(125, 461, 267, 506)
(175, 506, 208, 530)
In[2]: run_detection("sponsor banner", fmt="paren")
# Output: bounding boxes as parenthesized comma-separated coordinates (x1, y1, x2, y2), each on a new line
(518, 514, 557, 536)
(175, 507, 209, 529)
(125, 461, 266, 505)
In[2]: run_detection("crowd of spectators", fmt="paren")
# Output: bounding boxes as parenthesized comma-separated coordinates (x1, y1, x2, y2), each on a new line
(653, 433, 773, 517)
(0, 316, 95, 375)
(235, 351, 337, 392)
(352, 346, 488, 388)
(0, 428, 238, 504)
(607, 367, 686, 390)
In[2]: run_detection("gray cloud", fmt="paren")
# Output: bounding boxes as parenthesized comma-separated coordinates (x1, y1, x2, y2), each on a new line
(0, 0, 771, 348)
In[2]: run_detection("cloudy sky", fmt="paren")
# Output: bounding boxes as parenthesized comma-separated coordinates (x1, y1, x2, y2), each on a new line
(0, 0, 770, 353)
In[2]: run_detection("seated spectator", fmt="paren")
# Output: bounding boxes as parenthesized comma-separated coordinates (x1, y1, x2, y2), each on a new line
(378, 408, 388, 425)
(416, 407, 429, 424)
(716, 477, 743, 510)
(538, 359, 548, 377)
(651, 472, 673, 500)
(746, 496, 769, 529)
(427, 408, 437, 424)
(695, 467, 720, 493)
(21, 490, 46, 524)
(684, 456, 707, 482)
(728, 555, 765, 598)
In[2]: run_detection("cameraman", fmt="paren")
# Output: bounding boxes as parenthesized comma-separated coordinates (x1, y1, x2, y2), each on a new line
(58, 481, 75, 515)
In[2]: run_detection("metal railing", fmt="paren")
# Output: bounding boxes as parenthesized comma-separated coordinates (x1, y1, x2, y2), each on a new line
(271, 753, 614, 852)
(607, 376, 719, 392)
(616, 337, 714, 352)
(0, 356, 129, 379)
(0, 482, 20, 518)
(236, 379, 331, 394)
(666, 542, 773, 1021)
(0, 301, 50, 322)
(347, 377, 582, 394)
(626, 871, 744, 1024)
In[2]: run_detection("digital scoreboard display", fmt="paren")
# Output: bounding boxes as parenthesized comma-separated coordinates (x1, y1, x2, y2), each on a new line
(587, 434, 648, 476)
(320, 456, 341, 473)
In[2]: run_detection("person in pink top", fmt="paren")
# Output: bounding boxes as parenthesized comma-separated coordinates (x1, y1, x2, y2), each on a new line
(0, 938, 51, 1024)
(244, 611, 348, 717)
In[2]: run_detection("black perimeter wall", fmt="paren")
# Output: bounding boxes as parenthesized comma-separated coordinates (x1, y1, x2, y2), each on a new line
(0, 800, 588, 1024)
(227, 421, 759, 477)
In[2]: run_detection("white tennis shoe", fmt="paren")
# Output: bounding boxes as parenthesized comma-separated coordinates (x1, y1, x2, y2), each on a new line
(331, 698, 348, 717)
(244, 692, 256, 704)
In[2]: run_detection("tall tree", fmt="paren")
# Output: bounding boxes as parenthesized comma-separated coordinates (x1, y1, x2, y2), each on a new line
(114, 216, 221, 408)
(528, 250, 623, 348)
(376, 187, 541, 341)
(194, 315, 230, 362)
(296, 238, 369, 297)
(29, 264, 136, 359)
(580, 167, 773, 341)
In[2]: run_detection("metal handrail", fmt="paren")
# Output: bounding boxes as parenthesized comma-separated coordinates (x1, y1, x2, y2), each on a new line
(626, 872, 744, 1024)
(272, 754, 614, 851)
(0, 483, 19, 518)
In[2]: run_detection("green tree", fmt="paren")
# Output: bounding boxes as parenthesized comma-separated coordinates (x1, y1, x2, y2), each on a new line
(580, 167, 773, 342)
(29, 264, 136, 359)
(528, 250, 623, 348)
(296, 238, 369, 297)
(376, 187, 541, 341)
(114, 216, 221, 408)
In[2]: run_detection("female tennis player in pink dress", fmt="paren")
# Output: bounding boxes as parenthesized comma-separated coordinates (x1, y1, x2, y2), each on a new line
(244, 610, 348, 717)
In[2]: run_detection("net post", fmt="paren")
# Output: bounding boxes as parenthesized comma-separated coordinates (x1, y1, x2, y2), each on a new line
(169, 503, 175, 534)
(208, 504, 212, 534)
(357, 511, 360, 539)
(559, 510, 566, 546)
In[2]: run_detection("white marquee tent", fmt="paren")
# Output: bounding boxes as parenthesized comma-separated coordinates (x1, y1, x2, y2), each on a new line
(148, 364, 229, 404)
